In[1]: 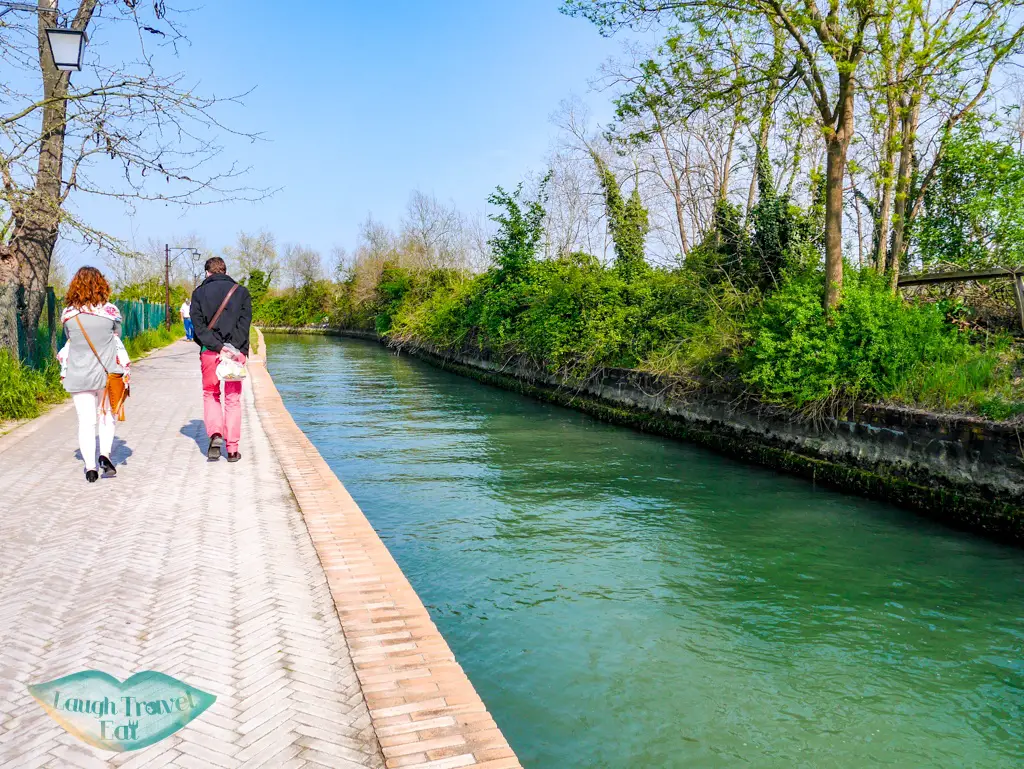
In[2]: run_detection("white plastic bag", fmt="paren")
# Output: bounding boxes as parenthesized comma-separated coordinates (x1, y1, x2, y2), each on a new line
(216, 344, 248, 381)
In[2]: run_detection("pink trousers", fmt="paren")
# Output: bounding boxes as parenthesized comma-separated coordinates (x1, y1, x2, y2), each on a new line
(200, 351, 242, 452)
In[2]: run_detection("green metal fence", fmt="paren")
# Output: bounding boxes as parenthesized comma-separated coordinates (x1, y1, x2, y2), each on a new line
(117, 297, 169, 341)
(17, 287, 172, 369)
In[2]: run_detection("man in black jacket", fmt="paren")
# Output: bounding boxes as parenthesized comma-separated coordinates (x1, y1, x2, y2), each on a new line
(190, 257, 252, 463)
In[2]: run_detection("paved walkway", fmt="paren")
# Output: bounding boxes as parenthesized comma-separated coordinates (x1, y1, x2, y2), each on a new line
(0, 341, 385, 768)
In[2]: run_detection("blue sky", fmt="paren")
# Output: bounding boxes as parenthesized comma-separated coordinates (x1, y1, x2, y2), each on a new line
(64, 0, 637, 270)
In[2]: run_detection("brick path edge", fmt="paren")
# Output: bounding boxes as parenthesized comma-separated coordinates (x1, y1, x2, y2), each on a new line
(248, 330, 525, 769)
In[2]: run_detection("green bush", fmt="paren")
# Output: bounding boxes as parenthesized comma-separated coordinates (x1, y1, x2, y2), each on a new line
(514, 253, 636, 373)
(374, 264, 418, 334)
(235, 171, 1021, 420)
(741, 270, 1017, 410)
(252, 281, 335, 327)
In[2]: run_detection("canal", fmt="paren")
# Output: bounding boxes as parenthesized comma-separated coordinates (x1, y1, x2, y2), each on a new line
(266, 333, 1023, 768)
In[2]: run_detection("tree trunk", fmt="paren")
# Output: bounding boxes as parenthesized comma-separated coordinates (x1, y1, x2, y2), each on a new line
(720, 110, 739, 200)
(824, 134, 847, 310)
(874, 95, 898, 272)
(653, 115, 689, 255)
(0, 245, 17, 359)
(823, 75, 855, 311)
(12, 1, 69, 362)
(888, 94, 921, 291)
(15, 221, 58, 362)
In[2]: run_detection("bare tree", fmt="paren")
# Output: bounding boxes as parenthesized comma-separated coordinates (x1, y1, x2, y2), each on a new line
(0, 0, 266, 359)
(330, 244, 350, 281)
(104, 240, 161, 289)
(222, 230, 279, 285)
(104, 232, 206, 292)
(350, 215, 397, 305)
(462, 212, 494, 272)
(545, 148, 606, 259)
(283, 244, 323, 288)
(400, 190, 468, 270)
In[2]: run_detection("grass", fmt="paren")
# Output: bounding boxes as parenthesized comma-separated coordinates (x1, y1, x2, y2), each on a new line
(887, 337, 1023, 420)
(0, 322, 187, 423)
(0, 352, 65, 421)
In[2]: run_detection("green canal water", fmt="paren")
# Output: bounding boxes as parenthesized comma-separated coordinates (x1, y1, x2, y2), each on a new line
(266, 333, 1023, 768)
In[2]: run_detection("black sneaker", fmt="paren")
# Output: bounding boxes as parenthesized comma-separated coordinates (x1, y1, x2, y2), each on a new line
(207, 433, 224, 461)
(85, 469, 99, 483)
(98, 455, 117, 477)
(227, 451, 241, 463)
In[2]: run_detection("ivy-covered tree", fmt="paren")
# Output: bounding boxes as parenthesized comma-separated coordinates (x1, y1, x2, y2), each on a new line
(685, 199, 750, 286)
(245, 269, 271, 306)
(592, 156, 650, 279)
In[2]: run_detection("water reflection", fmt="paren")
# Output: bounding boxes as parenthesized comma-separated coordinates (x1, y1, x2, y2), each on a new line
(268, 334, 1024, 769)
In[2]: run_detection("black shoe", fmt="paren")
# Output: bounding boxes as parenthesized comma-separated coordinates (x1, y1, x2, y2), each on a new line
(207, 433, 224, 461)
(227, 451, 241, 463)
(98, 455, 116, 477)
(85, 469, 99, 483)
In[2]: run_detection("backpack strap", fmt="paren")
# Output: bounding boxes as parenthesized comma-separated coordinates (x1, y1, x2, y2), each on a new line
(209, 284, 239, 331)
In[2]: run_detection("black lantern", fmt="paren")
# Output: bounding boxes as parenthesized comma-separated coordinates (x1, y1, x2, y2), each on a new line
(45, 28, 87, 72)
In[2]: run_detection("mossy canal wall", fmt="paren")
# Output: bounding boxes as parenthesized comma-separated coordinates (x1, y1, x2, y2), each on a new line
(260, 326, 1024, 546)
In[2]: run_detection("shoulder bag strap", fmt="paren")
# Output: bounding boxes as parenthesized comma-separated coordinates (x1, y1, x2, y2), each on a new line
(209, 284, 239, 331)
(75, 314, 109, 374)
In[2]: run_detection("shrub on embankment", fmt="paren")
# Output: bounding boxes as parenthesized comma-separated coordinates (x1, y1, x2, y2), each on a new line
(256, 258, 1022, 421)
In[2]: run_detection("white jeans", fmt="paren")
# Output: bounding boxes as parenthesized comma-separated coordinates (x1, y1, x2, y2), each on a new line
(72, 389, 115, 471)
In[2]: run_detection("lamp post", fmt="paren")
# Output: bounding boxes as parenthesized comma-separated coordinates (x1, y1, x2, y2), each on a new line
(165, 245, 202, 330)
(0, 3, 88, 72)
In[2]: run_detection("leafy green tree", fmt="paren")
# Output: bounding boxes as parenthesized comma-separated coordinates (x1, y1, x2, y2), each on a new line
(870, 0, 1024, 287)
(916, 119, 1024, 269)
(564, 0, 1024, 305)
(487, 177, 550, 278)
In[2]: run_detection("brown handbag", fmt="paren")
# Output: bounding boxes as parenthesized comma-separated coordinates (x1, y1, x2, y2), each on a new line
(75, 314, 129, 422)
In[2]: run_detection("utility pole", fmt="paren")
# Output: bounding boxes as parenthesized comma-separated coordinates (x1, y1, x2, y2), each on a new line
(164, 245, 202, 332)
(165, 243, 171, 330)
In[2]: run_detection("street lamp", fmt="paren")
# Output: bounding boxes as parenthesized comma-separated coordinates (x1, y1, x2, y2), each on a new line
(165, 245, 203, 331)
(0, 4, 88, 73)
(45, 28, 87, 71)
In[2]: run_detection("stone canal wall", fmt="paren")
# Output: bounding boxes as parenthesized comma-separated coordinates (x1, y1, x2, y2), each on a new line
(251, 330, 525, 769)
(262, 327, 1024, 546)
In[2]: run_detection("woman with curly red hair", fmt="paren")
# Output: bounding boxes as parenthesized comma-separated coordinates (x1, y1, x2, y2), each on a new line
(56, 266, 131, 483)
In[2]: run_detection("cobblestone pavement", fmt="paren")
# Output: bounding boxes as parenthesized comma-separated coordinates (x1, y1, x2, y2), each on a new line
(0, 341, 385, 769)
